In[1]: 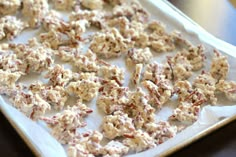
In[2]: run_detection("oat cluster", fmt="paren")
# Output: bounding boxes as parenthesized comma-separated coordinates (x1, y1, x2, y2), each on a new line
(0, 0, 235, 156)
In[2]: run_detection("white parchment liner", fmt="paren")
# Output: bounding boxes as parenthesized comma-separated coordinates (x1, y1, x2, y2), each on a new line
(1, 0, 236, 157)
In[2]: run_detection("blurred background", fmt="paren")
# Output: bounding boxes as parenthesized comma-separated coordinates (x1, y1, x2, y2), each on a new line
(0, 1, 236, 157)
(168, 0, 236, 46)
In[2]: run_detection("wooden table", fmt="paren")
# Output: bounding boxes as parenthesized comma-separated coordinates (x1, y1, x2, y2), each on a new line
(1, 1, 236, 156)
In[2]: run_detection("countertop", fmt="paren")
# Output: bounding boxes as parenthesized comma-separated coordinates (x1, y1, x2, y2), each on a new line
(1, 0, 236, 157)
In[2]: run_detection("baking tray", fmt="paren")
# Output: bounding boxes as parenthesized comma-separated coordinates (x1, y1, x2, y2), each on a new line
(1, 0, 236, 156)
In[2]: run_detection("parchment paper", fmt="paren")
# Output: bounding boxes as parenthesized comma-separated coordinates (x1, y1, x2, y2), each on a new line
(1, 0, 236, 157)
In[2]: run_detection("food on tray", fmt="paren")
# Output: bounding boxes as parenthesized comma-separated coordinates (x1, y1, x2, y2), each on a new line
(216, 80, 236, 101)
(0, 0, 235, 156)
(101, 111, 135, 139)
(131, 63, 143, 85)
(41, 102, 93, 144)
(22, 0, 49, 28)
(210, 49, 229, 81)
(90, 28, 134, 58)
(0, 0, 21, 15)
(0, 16, 28, 40)
(126, 47, 153, 65)
(193, 71, 217, 104)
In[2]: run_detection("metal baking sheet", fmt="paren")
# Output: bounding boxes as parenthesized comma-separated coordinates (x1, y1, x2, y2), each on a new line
(1, 0, 236, 157)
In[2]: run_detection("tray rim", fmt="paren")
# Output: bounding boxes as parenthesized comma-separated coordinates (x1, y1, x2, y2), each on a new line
(1, 1, 236, 157)
(1, 107, 236, 157)
(159, 115, 236, 156)
(0, 107, 41, 157)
